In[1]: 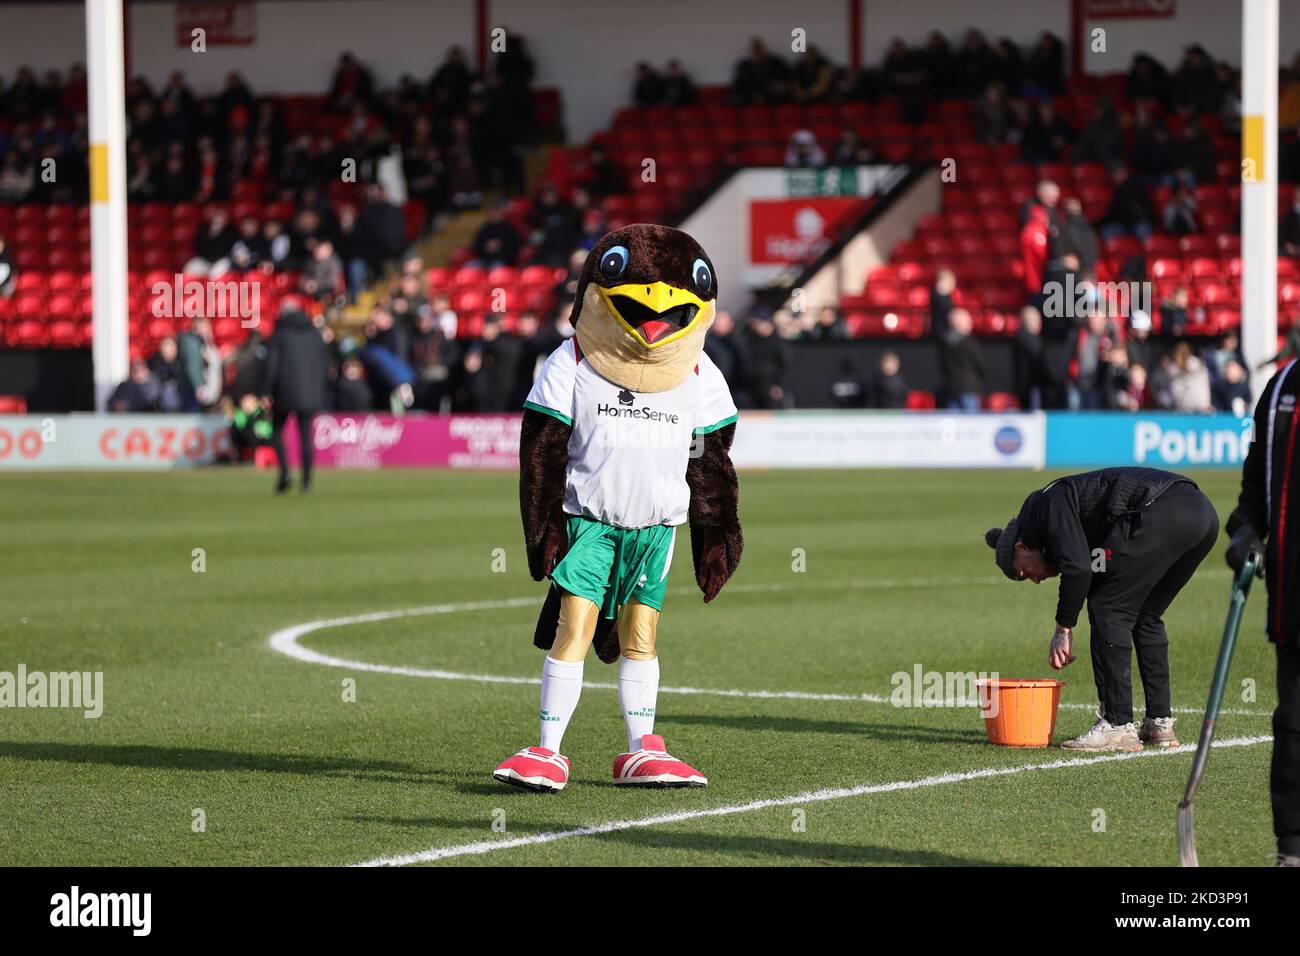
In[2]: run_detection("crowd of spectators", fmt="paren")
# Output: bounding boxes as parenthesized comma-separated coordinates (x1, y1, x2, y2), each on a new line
(0, 42, 542, 415)
(11, 32, 1300, 417)
(1, 41, 538, 308)
(466, 182, 610, 270)
(707, 32, 1240, 179)
(996, 170, 1258, 416)
(0, 43, 536, 211)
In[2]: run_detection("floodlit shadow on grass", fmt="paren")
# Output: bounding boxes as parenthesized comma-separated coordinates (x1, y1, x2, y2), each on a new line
(657, 712, 989, 746)
(0, 740, 471, 786)
(349, 814, 556, 834)
(588, 827, 1007, 866)
(846, 720, 991, 746)
(453, 781, 547, 796)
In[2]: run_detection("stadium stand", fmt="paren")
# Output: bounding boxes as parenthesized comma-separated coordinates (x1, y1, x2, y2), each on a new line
(1, 30, 1296, 414)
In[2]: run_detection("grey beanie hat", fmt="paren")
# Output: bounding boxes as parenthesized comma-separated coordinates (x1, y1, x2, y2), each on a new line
(984, 520, 1020, 580)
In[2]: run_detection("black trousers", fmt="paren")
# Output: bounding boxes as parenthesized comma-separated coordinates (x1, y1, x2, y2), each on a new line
(1086, 484, 1220, 725)
(1276, 643, 1300, 855)
(268, 409, 315, 485)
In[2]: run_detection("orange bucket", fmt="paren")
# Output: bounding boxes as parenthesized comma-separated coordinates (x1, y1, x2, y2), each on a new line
(976, 678, 1064, 747)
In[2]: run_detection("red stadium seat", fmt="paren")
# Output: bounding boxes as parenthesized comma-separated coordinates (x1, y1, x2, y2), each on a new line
(212, 318, 243, 344)
(864, 285, 901, 308)
(486, 266, 517, 288)
(45, 204, 77, 225)
(47, 320, 82, 347)
(10, 321, 48, 347)
(845, 309, 923, 338)
(140, 203, 171, 224)
(1197, 282, 1236, 306)
(15, 273, 47, 294)
(1150, 258, 1183, 279)
(15, 294, 46, 319)
(1144, 236, 1180, 258)
(920, 236, 955, 258)
(1188, 257, 1224, 279)
(47, 294, 79, 321)
(1207, 306, 1241, 331)
(904, 286, 931, 308)
(983, 392, 1021, 412)
(452, 267, 486, 289)
(973, 186, 1009, 207)
(1103, 236, 1141, 259)
(453, 288, 487, 313)
(146, 318, 176, 340)
(520, 265, 560, 287)
(1179, 235, 1216, 257)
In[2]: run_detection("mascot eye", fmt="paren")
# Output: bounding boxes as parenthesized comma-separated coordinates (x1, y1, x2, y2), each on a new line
(600, 245, 629, 278)
(691, 258, 712, 293)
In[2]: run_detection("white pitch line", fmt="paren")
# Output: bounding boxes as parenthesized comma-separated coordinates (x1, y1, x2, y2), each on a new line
(266, 582, 1264, 716)
(353, 733, 1274, 867)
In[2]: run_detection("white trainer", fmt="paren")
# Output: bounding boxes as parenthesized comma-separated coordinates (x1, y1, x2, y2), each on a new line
(1061, 714, 1143, 752)
(1138, 715, 1179, 748)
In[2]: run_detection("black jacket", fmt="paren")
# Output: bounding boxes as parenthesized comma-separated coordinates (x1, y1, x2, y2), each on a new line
(1013, 328, 1056, 404)
(259, 310, 330, 411)
(1228, 360, 1300, 644)
(940, 331, 984, 396)
(745, 332, 788, 408)
(1015, 467, 1195, 628)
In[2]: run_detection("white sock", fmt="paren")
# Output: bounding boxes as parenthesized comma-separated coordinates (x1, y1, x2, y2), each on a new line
(539, 656, 583, 753)
(618, 655, 660, 751)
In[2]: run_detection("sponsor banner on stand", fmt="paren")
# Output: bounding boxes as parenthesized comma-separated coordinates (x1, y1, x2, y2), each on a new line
(749, 197, 864, 266)
(0, 414, 231, 469)
(1, 411, 1254, 472)
(729, 411, 1046, 469)
(282, 413, 521, 470)
(1045, 412, 1253, 468)
(176, 2, 257, 46)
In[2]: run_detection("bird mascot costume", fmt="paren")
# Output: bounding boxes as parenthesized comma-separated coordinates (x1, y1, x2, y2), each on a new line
(492, 224, 743, 792)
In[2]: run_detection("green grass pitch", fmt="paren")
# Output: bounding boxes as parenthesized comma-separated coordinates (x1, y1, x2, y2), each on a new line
(0, 467, 1279, 866)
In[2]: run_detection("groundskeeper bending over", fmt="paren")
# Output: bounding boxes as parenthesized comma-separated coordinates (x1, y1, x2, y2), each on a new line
(1225, 359, 1300, 866)
(985, 467, 1218, 752)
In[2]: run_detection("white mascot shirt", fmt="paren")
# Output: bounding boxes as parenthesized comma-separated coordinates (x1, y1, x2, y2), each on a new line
(524, 339, 737, 530)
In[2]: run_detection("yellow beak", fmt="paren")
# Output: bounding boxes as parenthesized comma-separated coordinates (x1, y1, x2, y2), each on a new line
(597, 282, 709, 348)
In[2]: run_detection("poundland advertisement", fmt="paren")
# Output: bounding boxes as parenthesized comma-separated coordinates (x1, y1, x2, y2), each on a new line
(1045, 413, 1254, 469)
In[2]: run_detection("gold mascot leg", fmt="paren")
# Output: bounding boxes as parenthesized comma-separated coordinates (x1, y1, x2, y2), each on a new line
(550, 592, 601, 662)
(617, 599, 659, 661)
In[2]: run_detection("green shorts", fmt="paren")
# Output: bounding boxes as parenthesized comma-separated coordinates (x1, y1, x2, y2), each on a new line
(550, 515, 677, 619)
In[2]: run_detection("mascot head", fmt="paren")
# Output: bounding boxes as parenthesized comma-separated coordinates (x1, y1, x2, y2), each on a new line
(568, 223, 717, 392)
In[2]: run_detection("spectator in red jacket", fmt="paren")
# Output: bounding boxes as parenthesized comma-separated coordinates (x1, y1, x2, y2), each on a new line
(1021, 204, 1050, 306)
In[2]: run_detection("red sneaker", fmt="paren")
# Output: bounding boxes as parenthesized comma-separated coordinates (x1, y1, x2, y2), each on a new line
(612, 735, 707, 788)
(492, 746, 570, 793)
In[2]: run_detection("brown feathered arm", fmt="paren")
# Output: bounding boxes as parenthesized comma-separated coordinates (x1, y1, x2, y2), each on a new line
(520, 407, 571, 581)
(685, 422, 743, 602)
(520, 407, 622, 662)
